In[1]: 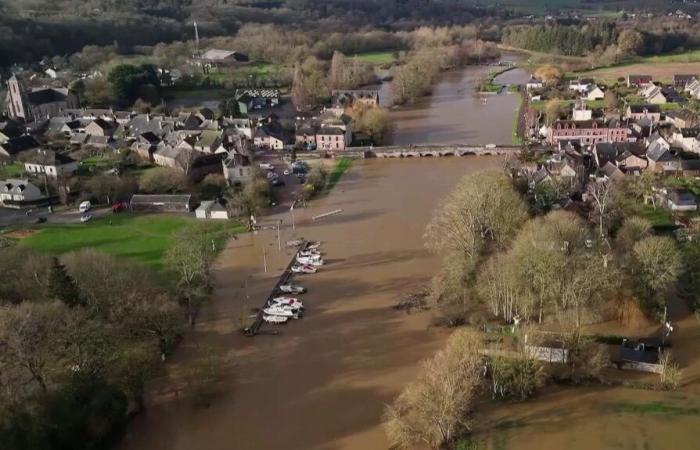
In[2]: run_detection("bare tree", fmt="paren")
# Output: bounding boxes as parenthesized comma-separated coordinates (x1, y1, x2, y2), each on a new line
(384, 329, 483, 449)
(425, 171, 527, 269)
(329, 50, 346, 89)
(165, 232, 210, 327)
(631, 236, 682, 301)
(0, 301, 69, 394)
(587, 179, 617, 239)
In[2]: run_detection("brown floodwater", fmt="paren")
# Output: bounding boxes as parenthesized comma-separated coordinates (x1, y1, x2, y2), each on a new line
(121, 157, 502, 450)
(383, 67, 528, 146)
(122, 156, 700, 450)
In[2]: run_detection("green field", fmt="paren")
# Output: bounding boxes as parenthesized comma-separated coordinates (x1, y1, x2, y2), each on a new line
(352, 51, 398, 65)
(529, 99, 605, 110)
(0, 162, 24, 179)
(637, 50, 700, 64)
(22, 214, 244, 269)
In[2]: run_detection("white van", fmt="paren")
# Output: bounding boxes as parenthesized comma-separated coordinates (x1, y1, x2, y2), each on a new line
(79, 201, 91, 213)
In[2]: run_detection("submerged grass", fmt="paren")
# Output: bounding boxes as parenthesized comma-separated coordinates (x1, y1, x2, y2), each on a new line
(606, 402, 700, 416)
(326, 158, 352, 192)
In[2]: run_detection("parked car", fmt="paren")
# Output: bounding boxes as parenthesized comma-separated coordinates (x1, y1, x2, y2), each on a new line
(79, 201, 91, 213)
(266, 171, 278, 180)
(271, 178, 285, 187)
(80, 214, 92, 223)
(259, 163, 274, 170)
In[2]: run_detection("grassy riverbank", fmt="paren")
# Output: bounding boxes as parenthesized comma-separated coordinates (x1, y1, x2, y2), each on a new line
(22, 214, 245, 269)
(326, 158, 352, 192)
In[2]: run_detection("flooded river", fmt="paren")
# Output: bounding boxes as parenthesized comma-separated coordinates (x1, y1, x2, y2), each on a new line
(122, 155, 700, 450)
(383, 67, 529, 146)
(121, 157, 502, 450)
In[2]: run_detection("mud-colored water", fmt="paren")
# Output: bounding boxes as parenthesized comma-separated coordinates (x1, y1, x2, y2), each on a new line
(122, 156, 700, 450)
(121, 157, 501, 450)
(383, 67, 528, 146)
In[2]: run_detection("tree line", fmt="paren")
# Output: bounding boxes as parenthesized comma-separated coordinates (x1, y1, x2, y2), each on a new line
(0, 223, 229, 450)
(384, 169, 690, 449)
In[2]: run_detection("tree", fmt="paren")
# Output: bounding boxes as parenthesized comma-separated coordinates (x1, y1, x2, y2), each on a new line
(139, 167, 188, 194)
(0, 301, 70, 394)
(618, 29, 645, 57)
(48, 257, 82, 307)
(631, 236, 682, 306)
(291, 63, 310, 111)
(543, 99, 564, 125)
(429, 252, 472, 326)
(534, 64, 563, 84)
(329, 50, 346, 89)
(603, 89, 619, 111)
(225, 171, 270, 227)
(587, 179, 617, 238)
(83, 77, 116, 107)
(425, 171, 526, 269)
(477, 253, 530, 323)
(615, 216, 652, 259)
(165, 232, 211, 327)
(355, 106, 390, 144)
(84, 174, 137, 204)
(219, 98, 240, 117)
(384, 329, 483, 449)
(107, 64, 160, 107)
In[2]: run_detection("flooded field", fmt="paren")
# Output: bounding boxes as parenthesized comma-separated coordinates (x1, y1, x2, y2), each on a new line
(121, 157, 502, 450)
(383, 67, 528, 146)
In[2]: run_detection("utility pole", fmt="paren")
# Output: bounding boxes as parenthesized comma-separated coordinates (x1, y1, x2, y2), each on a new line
(263, 247, 268, 273)
(277, 220, 281, 251)
(290, 201, 296, 231)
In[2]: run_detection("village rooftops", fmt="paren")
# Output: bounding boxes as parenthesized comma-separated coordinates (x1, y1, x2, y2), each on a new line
(627, 74, 653, 85)
(316, 127, 346, 136)
(201, 49, 249, 62)
(22, 149, 75, 166)
(673, 74, 697, 85)
(679, 127, 700, 139)
(234, 89, 280, 100)
(628, 104, 661, 114)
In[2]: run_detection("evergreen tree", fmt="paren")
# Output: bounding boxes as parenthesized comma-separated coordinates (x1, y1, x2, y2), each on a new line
(48, 257, 82, 307)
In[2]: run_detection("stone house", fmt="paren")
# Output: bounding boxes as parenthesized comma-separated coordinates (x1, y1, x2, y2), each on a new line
(625, 104, 661, 123)
(0, 178, 45, 205)
(22, 149, 78, 178)
(548, 120, 631, 146)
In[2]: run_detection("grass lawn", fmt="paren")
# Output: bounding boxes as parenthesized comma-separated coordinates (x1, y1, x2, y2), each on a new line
(21, 214, 245, 270)
(0, 162, 24, 179)
(352, 51, 398, 65)
(621, 199, 675, 229)
(529, 99, 605, 110)
(326, 158, 352, 192)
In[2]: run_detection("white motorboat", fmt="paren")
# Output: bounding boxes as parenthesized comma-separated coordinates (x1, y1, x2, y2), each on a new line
(279, 284, 306, 294)
(263, 314, 288, 324)
(271, 296, 303, 308)
(263, 306, 300, 319)
(298, 249, 321, 257)
(286, 239, 303, 247)
(306, 241, 321, 250)
(297, 255, 324, 266)
(291, 264, 317, 274)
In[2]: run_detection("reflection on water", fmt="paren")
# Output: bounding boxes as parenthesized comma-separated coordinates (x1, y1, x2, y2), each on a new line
(383, 67, 529, 146)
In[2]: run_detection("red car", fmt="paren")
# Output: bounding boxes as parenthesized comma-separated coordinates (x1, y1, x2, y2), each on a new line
(112, 201, 127, 213)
